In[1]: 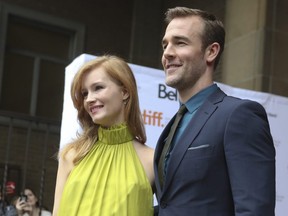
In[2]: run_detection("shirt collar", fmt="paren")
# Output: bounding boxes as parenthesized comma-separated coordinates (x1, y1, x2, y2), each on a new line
(181, 83, 217, 113)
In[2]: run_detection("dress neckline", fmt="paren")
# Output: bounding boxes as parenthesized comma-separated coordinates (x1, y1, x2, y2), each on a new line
(98, 123, 133, 145)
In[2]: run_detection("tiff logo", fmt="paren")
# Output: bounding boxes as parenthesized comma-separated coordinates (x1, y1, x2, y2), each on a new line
(142, 110, 164, 127)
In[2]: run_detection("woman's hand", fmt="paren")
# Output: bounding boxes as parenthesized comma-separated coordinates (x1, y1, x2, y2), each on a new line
(15, 198, 32, 215)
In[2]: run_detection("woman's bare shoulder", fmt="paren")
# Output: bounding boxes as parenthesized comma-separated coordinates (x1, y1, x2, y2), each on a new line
(133, 141, 154, 156)
(59, 146, 77, 169)
(133, 141, 155, 186)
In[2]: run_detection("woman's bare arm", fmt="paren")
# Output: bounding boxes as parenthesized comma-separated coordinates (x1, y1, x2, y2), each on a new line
(52, 149, 75, 216)
(133, 141, 155, 189)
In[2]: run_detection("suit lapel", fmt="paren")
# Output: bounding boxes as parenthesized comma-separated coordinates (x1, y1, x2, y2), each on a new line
(154, 115, 176, 162)
(154, 114, 177, 195)
(162, 88, 226, 194)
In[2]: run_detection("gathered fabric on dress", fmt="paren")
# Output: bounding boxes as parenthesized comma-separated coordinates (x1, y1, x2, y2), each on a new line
(58, 123, 153, 216)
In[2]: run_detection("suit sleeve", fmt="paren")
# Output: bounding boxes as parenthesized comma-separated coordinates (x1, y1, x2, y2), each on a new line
(224, 100, 275, 215)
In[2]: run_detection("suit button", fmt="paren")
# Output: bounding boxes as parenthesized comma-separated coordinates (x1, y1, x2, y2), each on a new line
(160, 201, 167, 208)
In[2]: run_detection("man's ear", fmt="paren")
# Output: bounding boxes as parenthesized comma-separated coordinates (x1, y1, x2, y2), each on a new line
(206, 42, 220, 64)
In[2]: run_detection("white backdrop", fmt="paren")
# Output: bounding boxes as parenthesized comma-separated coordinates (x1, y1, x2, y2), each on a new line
(60, 54, 288, 215)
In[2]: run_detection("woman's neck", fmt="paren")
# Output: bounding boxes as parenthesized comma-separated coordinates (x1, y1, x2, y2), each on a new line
(31, 206, 40, 216)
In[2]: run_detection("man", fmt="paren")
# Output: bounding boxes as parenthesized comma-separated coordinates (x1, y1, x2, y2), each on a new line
(154, 7, 275, 216)
(0, 184, 17, 216)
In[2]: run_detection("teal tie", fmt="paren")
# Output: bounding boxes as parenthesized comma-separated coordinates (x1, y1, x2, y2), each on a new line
(158, 105, 187, 187)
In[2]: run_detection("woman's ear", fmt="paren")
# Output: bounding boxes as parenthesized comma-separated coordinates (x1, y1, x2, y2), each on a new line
(206, 42, 220, 64)
(122, 88, 129, 101)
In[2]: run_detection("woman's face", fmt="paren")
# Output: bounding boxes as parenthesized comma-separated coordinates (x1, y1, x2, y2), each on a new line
(81, 67, 128, 127)
(24, 189, 37, 207)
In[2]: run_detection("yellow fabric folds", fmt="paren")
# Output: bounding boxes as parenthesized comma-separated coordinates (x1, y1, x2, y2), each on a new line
(58, 124, 153, 216)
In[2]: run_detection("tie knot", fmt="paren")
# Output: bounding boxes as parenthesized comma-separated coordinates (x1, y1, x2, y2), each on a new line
(178, 105, 187, 115)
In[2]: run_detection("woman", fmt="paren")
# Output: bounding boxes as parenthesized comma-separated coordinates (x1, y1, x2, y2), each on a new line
(15, 188, 51, 216)
(52, 55, 154, 215)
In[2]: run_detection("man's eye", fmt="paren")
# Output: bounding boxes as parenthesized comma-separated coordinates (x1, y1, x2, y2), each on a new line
(177, 41, 186, 46)
(162, 44, 167, 50)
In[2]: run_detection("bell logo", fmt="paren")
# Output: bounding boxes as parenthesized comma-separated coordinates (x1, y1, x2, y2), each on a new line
(158, 84, 177, 101)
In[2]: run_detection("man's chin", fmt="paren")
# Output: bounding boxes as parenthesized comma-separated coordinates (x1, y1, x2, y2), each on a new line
(165, 79, 177, 88)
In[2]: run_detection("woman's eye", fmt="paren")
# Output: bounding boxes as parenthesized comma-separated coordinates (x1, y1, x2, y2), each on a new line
(95, 86, 103, 91)
(81, 91, 88, 98)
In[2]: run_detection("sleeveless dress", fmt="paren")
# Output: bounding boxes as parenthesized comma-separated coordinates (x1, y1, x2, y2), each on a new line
(58, 124, 153, 216)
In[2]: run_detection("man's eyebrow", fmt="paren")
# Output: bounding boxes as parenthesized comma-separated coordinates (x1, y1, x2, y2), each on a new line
(173, 35, 190, 41)
(162, 35, 189, 44)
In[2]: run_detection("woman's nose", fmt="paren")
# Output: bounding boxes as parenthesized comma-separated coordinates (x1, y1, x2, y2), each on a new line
(86, 92, 95, 102)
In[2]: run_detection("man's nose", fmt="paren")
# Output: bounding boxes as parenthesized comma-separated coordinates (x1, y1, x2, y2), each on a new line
(163, 44, 175, 59)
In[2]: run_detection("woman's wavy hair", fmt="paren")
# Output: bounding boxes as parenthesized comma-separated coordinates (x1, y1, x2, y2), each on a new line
(60, 55, 146, 164)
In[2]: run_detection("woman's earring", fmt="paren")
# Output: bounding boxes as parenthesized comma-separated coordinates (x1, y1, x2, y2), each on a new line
(123, 100, 127, 105)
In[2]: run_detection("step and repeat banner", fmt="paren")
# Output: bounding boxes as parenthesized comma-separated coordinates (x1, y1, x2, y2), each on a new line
(60, 54, 288, 216)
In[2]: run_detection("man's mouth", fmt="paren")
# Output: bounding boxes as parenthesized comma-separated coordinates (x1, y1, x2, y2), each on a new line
(166, 62, 182, 69)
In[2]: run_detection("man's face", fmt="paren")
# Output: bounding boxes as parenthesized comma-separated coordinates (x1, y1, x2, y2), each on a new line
(161, 16, 207, 92)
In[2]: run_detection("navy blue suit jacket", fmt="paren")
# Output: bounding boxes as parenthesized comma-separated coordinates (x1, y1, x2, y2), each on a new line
(154, 87, 275, 216)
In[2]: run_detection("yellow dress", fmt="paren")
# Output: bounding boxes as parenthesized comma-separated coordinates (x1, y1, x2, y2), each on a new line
(58, 124, 153, 216)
